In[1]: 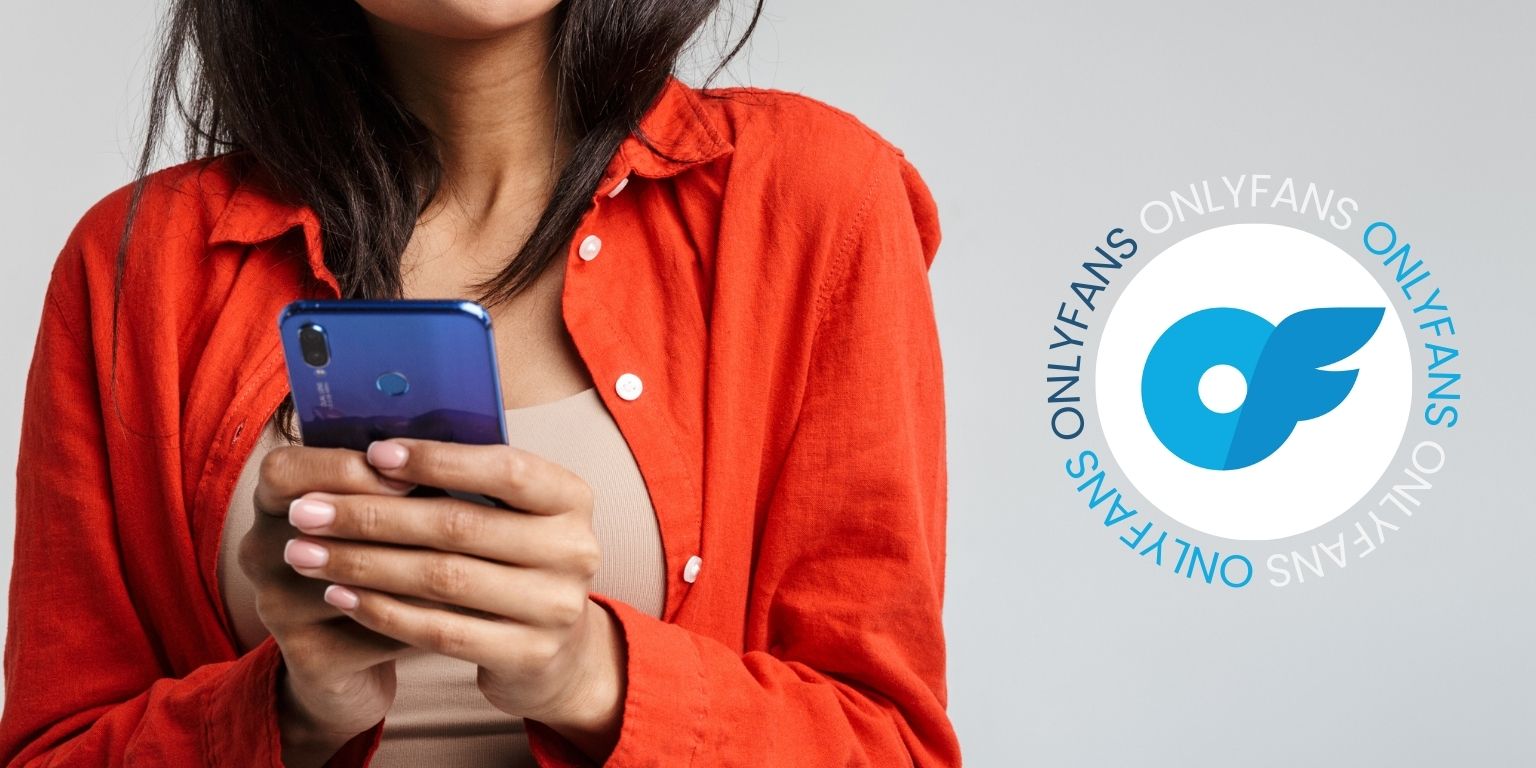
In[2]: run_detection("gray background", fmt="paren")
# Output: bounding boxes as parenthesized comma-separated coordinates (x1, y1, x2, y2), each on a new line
(3, 1, 1533, 765)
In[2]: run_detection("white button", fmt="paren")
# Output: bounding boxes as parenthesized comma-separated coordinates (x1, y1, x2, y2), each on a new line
(606, 176, 629, 198)
(682, 555, 702, 583)
(615, 373, 643, 401)
(578, 234, 602, 262)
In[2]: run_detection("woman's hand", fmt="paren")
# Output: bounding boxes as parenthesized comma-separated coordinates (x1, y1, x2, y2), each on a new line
(242, 445, 421, 767)
(283, 438, 626, 759)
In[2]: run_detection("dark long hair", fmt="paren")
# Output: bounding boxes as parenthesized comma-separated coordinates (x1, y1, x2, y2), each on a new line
(117, 0, 761, 439)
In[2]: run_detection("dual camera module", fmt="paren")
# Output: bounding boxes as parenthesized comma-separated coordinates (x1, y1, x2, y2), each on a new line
(297, 323, 329, 367)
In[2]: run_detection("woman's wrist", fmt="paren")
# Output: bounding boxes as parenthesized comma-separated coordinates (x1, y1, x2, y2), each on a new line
(530, 600, 628, 759)
(276, 671, 365, 768)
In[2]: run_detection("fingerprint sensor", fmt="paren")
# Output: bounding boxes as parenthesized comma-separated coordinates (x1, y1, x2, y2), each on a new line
(375, 371, 410, 396)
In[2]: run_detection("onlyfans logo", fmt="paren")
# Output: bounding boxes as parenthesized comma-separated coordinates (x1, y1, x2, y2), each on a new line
(1141, 306, 1385, 471)
(1044, 198, 1464, 590)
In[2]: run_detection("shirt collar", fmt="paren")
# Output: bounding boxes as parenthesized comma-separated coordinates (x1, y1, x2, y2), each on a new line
(206, 75, 733, 261)
(612, 76, 734, 181)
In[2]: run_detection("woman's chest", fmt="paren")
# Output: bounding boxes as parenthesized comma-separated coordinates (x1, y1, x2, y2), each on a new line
(398, 220, 592, 410)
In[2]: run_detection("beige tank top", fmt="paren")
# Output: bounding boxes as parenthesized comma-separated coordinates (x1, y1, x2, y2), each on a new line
(217, 387, 666, 766)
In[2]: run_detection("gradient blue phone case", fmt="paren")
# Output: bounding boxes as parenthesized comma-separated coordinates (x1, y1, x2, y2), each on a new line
(277, 299, 508, 451)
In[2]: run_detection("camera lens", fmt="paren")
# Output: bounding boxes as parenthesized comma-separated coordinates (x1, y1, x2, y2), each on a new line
(298, 323, 330, 367)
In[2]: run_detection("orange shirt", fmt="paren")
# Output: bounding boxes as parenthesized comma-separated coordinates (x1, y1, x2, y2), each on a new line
(1, 79, 959, 766)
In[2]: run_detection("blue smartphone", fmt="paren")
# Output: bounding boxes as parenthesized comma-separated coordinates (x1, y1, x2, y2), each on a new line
(278, 299, 508, 450)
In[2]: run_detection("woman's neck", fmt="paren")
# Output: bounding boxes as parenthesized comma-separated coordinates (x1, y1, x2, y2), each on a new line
(365, 10, 569, 228)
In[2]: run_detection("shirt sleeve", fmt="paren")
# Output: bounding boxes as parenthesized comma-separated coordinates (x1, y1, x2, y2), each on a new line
(0, 243, 381, 767)
(528, 149, 960, 766)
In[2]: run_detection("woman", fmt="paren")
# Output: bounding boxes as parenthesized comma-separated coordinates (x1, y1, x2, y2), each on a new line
(1, 0, 957, 765)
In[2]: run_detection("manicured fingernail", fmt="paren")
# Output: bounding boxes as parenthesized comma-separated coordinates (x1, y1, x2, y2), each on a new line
(288, 498, 335, 530)
(367, 441, 409, 470)
(283, 538, 329, 569)
(324, 584, 359, 610)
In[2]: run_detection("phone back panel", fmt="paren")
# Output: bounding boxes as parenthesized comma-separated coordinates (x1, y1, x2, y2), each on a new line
(278, 300, 507, 450)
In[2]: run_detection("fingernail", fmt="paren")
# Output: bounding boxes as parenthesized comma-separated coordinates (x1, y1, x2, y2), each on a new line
(288, 498, 336, 530)
(324, 584, 359, 611)
(380, 477, 416, 492)
(367, 441, 409, 470)
(283, 539, 329, 569)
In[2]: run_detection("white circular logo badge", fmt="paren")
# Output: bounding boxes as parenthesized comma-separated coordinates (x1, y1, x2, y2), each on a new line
(1096, 223, 1414, 541)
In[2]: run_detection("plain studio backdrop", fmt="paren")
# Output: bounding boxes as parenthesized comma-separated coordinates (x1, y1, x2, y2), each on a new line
(3, 2, 1533, 765)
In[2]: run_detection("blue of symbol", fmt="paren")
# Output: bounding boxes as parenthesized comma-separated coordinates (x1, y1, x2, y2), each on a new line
(1141, 307, 1384, 470)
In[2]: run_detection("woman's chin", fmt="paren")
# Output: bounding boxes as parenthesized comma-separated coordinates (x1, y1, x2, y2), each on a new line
(354, 0, 563, 41)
